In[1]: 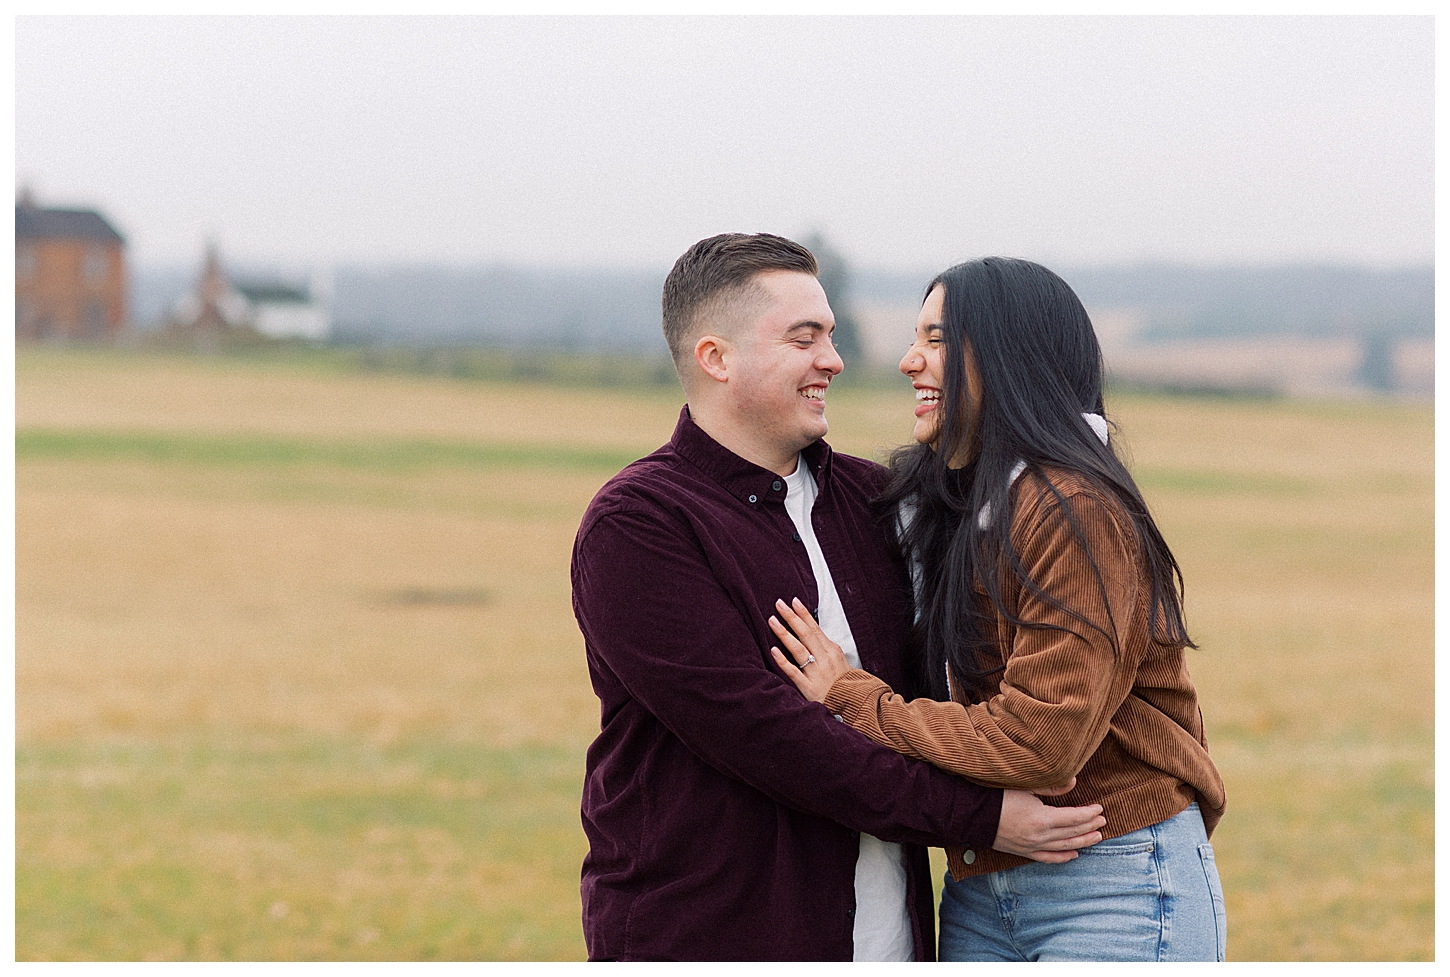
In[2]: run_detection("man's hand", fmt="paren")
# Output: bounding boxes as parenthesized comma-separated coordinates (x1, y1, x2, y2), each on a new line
(993, 778, 1105, 863)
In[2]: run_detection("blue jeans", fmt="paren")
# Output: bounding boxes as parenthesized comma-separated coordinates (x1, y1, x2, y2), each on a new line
(939, 802, 1227, 962)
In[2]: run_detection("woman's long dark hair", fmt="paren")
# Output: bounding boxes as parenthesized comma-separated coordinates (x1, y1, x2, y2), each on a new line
(877, 257, 1193, 703)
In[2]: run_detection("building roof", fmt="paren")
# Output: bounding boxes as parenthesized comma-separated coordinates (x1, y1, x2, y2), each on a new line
(234, 281, 311, 304)
(15, 205, 125, 243)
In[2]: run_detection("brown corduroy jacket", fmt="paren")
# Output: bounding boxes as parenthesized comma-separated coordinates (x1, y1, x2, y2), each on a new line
(824, 468, 1226, 881)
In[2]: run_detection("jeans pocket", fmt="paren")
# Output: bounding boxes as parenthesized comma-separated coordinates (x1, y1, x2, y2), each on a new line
(1198, 843, 1227, 961)
(1079, 839, 1156, 857)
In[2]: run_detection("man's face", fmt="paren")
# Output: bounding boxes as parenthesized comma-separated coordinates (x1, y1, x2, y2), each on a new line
(727, 270, 843, 457)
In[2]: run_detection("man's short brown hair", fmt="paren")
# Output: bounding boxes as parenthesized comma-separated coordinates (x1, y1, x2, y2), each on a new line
(661, 233, 818, 367)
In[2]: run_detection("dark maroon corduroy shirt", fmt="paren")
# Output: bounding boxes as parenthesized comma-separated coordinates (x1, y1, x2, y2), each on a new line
(571, 406, 1003, 961)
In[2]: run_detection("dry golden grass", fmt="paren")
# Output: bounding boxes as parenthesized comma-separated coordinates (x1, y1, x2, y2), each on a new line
(15, 349, 1433, 960)
(17, 478, 598, 749)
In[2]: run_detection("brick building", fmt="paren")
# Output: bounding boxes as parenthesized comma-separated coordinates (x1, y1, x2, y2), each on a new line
(15, 193, 127, 342)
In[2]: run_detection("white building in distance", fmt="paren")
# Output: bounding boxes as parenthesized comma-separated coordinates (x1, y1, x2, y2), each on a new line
(171, 244, 331, 341)
(233, 279, 330, 341)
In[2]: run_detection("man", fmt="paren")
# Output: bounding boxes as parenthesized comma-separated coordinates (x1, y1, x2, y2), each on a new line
(571, 233, 1104, 961)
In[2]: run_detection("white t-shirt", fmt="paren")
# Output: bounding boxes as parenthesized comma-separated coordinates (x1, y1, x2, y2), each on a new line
(782, 456, 914, 962)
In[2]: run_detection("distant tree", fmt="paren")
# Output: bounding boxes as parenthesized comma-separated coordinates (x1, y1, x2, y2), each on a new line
(1357, 333, 1396, 392)
(802, 232, 864, 365)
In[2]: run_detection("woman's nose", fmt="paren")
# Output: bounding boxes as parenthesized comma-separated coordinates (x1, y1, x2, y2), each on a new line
(900, 346, 921, 376)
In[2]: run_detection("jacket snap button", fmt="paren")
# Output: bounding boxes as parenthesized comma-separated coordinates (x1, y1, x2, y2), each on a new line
(748, 495, 757, 503)
(792, 532, 801, 542)
(963, 850, 976, 864)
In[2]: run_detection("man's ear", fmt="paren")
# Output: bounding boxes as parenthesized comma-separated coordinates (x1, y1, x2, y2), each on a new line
(694, 334, 732, 383)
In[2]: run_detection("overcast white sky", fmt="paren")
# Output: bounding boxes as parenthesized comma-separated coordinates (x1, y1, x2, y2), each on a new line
(15, 15, 1434, 273)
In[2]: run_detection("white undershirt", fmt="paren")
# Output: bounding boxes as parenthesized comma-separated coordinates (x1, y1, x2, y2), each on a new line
(782, 456, 914, 963)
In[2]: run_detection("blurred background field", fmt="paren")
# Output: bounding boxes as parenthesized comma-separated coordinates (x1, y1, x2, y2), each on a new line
(14, 346, 1432, 961)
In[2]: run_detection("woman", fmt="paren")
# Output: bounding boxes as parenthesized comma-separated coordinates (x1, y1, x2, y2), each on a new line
(768, 258, 1227, 962)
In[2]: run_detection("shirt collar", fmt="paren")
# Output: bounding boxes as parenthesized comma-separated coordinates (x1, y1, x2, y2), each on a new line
(670, 405, 833, 507)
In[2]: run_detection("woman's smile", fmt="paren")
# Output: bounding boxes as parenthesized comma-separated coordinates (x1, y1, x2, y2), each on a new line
(913, 384, 941, 417)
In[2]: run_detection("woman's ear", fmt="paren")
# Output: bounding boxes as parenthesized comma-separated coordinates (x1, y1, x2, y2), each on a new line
(695, 334, 732, 383)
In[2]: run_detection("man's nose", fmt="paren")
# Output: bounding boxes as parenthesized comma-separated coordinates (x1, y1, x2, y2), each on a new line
(819, 342, 844, 375)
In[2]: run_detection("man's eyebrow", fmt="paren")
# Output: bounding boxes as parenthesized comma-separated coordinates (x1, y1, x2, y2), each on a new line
(785, 320, 831, 333)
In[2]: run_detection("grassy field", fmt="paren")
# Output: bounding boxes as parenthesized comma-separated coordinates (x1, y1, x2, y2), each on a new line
(15, 348, 1433, 960)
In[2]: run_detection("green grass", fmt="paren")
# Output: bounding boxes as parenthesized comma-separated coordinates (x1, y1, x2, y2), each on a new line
(16, 429, 644, 475)
(26, 338, 682, 387)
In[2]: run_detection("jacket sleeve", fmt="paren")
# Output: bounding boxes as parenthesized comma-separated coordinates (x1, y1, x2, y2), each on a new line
(823, 488, 1145, 790)
(572, 501, 1002, 849)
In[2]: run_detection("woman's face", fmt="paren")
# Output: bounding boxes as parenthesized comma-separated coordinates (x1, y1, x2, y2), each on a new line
(899, 283, 982, 464)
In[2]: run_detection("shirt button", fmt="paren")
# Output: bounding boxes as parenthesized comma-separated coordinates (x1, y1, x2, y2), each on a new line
(963, 850, 976, 864)
(748, 495, 757, 503)
(772, 480, 783, 491)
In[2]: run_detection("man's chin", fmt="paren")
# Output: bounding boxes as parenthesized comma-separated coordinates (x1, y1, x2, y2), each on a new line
(782, 425, 828, 454)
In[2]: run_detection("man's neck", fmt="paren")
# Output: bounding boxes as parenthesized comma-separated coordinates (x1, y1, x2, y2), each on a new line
(687, 401, 802, 477)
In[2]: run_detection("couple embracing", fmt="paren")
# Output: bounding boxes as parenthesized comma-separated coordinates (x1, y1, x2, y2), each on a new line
(570, 233, 1227, 962)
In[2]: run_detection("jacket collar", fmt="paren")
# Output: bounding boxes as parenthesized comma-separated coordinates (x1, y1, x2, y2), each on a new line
(975, 412, 1111, 529)
(670, 405, 833, 507)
